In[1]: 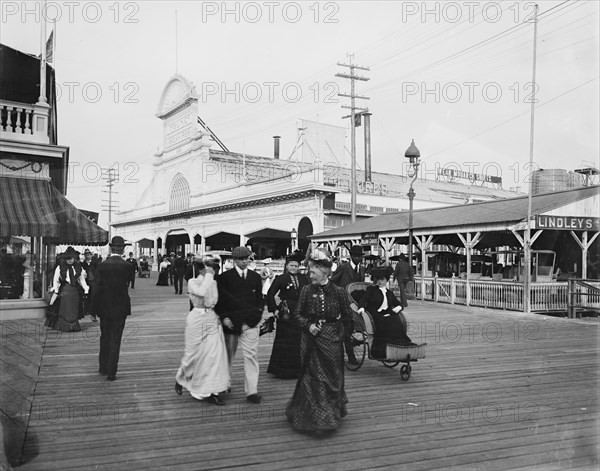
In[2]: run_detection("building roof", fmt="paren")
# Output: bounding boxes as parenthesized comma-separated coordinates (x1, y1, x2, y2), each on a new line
(313, 185, 600, 240)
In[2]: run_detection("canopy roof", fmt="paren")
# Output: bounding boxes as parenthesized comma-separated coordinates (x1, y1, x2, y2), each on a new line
(313, 185, 600, 241)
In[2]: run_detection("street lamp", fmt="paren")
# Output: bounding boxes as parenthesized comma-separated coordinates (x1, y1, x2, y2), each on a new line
(291, 228, 298, 252)
(405, 139, 420, 276)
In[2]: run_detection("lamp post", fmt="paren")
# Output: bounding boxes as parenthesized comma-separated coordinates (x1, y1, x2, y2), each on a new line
(405, 139, 421, 276)
(291, 228, 298, 252)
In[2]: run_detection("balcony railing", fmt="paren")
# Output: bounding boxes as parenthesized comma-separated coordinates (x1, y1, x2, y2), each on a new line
(0, 99, 50, 144)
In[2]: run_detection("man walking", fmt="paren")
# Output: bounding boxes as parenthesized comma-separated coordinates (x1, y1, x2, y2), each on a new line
(125, 252, 138, 289)
(173, 251, 188, 295)
(215, 246, 264, 404)
(91, 236, 133, 381)
(392, 254, 414, 293)
(330, 245, 365, 365)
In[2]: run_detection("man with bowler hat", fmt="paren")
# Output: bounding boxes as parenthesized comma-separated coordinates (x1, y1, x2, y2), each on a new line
(91, 236, 134, 381)
(331, 244, 365, 365)
(215, 246, 264, 403)
(331, 245, 366, 288)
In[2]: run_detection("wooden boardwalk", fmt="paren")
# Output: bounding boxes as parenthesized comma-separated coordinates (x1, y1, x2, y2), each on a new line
(2, 273, 599, 470)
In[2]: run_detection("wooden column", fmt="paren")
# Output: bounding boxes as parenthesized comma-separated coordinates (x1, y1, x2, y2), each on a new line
(416, 235, 433, 300)
(457, 232, 482, 306)
(570, 230, 600, 279)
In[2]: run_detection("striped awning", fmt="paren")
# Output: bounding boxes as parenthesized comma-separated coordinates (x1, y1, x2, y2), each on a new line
(48, 185, 109, 246)
(0, 176, 108, 245)
(0, 177, 60, 237)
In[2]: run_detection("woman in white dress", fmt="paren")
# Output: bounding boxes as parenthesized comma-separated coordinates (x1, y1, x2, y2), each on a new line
(175, 256, 230, 405)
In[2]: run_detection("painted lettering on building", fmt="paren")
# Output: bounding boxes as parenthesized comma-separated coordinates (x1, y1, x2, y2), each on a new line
(536, 215, 600, 231)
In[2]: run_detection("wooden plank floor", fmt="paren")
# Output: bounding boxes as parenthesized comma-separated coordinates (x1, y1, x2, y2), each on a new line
(3, 273, 599, 470)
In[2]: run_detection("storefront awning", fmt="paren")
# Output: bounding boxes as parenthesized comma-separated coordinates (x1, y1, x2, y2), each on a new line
(0, 177, 60, 237)
(0, 176, 108, 245)
(49, 185, 109, 246)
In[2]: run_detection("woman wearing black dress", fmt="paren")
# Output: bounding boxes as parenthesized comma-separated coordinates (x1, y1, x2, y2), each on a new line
(266, 252, 308, 379)
(357, 265, 413, 358)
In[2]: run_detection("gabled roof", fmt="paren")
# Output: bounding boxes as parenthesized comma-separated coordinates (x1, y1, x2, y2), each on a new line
(313, 185, 600, 239)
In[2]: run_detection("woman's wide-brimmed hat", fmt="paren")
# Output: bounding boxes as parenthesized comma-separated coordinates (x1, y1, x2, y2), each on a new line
(309, 248, 333, 269)
(62, 246, 80, 259)
(371, 265, 393, 280)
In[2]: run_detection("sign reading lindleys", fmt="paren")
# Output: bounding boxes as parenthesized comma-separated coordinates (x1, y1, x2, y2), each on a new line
(535, 215, 600, 231)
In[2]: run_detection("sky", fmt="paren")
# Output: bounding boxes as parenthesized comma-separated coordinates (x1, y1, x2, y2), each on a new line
(2, 0, 599, 229)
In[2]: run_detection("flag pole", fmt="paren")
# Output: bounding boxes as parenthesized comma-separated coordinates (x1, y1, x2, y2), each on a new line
(38, 0, 48, 103)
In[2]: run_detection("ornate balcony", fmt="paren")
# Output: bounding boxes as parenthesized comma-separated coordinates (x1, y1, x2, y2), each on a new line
(0, 99, 50, 145)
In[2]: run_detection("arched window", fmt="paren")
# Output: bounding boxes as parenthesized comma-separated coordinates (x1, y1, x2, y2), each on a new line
(169, 175, 190, 212)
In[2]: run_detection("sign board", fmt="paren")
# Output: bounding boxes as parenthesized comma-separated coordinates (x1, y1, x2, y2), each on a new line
(361, 232, 379, 245)
(535, 215, 600, 231)
(438, 167, 502, 185)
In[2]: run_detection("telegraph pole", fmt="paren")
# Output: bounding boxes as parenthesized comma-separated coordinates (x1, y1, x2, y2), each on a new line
(336, 55, 370, 222)
(101, 167, 119, 240)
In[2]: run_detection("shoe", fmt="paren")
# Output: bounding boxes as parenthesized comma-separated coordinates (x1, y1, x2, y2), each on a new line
(175, 382, 183, 395)
(107, 376, 116, 381)
(246, 394, 262, 404)
(205, 394, 225, 406)
(347, 357, 359, 366)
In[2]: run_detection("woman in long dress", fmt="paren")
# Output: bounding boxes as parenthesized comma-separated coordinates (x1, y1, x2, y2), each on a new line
(286, 249, 353, 432)
(156, 255, 170, 286)
(357, 265, 413, 358)
(48, 246, 89, 332)
(266, 252, 308, 379)
(175, 256, 230, 405)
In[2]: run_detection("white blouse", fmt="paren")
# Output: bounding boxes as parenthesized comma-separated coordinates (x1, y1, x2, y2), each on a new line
(52, 265, 89, 294)
(188, 273, 218, 309)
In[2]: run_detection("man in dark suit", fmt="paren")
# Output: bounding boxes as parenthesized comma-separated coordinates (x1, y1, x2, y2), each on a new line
(330, 245, 365, 365)
(215, 246, 264, 404)
(331, 245, 366, 288)
(125, 252, 138, 289)
(172, 251, 188, 295)
(91, 236, 134, 381)
(392, 254, 414, 291)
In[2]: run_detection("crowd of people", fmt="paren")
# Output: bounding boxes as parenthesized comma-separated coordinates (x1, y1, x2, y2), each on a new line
(45, 240, 414, 434)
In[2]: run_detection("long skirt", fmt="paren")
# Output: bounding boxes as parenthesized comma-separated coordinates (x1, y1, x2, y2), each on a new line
(371, 310, 413, 358)
(54, 285, 82, 332)
(267, 319, 302, 379)
(286, 322, 348, 432)
(175, 307, 230, 399)
(156, 269, 169, 286)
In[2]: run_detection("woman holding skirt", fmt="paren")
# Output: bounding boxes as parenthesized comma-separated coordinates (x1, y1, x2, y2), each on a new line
(47, 246, 89, 332)
(286, 249, 353, 432)
(175, 256, 230, 405)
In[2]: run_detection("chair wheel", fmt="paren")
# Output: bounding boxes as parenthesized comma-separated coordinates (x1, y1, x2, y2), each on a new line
(400, 364, 411, 381)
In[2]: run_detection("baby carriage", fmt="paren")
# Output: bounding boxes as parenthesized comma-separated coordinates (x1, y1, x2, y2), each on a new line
(345, 282, 427, 381)
(138, 259, 150, 278)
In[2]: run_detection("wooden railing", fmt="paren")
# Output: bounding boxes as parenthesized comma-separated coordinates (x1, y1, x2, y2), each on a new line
(567, 279, 600, 318)
(411, 276, 595, 313)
